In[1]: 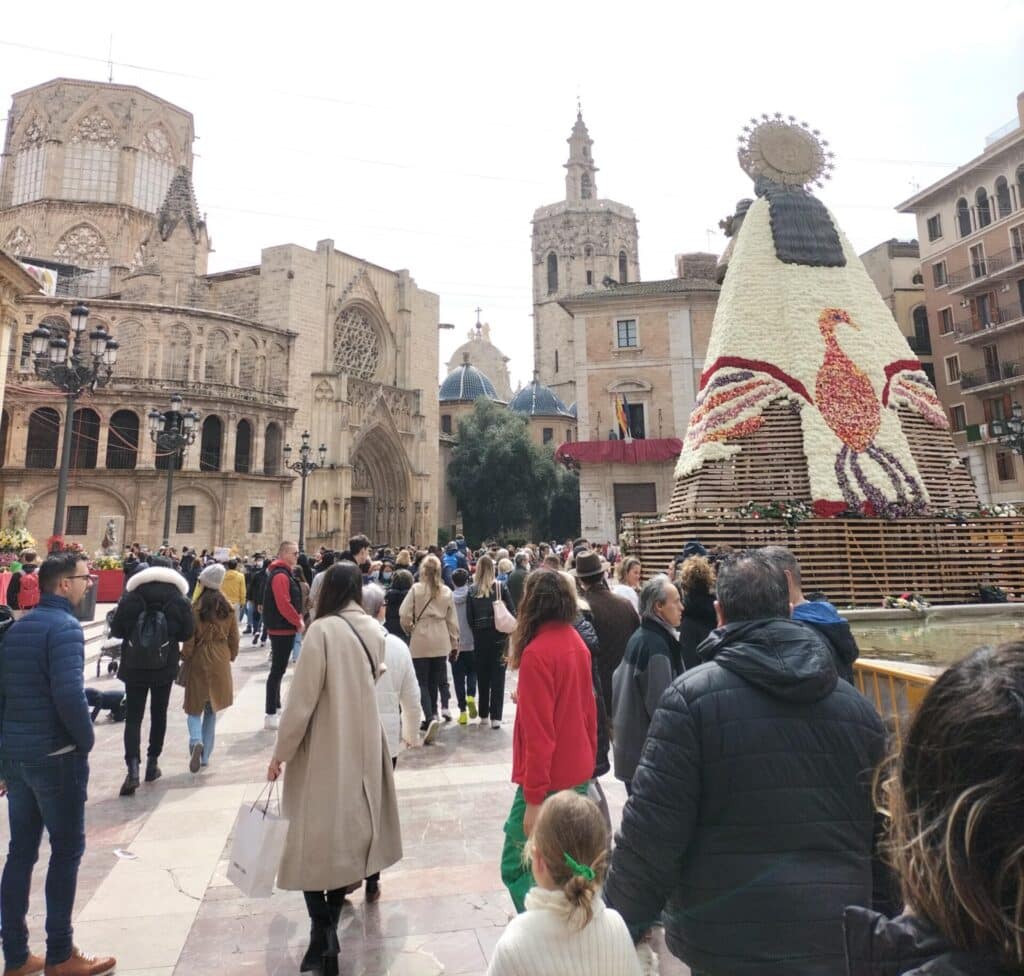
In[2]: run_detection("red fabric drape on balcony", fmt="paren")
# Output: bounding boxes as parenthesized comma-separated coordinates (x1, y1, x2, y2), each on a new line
(554, 438, 683, 465)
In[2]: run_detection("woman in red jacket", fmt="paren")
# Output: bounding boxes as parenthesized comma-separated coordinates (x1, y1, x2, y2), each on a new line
(500, 569, 598, 913)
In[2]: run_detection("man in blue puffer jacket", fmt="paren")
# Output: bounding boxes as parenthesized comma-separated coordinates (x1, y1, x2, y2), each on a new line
(0, 552, 116, 976)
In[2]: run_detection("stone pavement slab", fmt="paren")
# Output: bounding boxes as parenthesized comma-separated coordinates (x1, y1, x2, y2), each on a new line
(0, 639, 690, 975)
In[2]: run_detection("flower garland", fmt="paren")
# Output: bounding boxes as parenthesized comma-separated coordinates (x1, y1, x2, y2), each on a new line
(732, 499, 812, 526)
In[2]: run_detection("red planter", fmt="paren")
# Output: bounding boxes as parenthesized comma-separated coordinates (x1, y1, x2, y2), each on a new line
(95, 569, 124, 603)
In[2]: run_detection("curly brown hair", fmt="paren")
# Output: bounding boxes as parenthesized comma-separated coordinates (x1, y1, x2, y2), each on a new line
(507, 569, 577, 670)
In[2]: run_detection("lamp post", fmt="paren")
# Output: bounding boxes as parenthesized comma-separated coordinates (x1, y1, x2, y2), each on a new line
(990, 402, 1024, 456)
(29, 303, 120, 540)
(148, 393, 199, 547)
(284, 431, 327, 553)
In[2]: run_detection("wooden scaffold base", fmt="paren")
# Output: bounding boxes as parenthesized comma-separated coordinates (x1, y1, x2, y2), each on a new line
(624, 514, 1024, 607)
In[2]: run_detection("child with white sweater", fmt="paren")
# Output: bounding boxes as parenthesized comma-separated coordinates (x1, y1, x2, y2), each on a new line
(487, 790, 651, 976)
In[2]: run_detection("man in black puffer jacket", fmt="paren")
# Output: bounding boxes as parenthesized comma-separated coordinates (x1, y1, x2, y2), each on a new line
(605, 551, 884, 976)
(110, 557, 194, 796)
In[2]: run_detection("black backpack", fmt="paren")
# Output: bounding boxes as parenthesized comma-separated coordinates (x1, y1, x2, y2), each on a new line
(124, 606, 171, 669)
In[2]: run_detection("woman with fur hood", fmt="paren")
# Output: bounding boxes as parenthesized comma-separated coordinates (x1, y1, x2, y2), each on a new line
(109, 557, 194, 796)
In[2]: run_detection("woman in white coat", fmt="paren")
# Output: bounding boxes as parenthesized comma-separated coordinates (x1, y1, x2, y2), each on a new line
(360, 582, 421, 901)
(267, 563, 402, 975)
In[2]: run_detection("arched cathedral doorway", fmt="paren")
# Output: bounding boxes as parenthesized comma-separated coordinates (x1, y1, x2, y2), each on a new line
(350, 430, 411, 544)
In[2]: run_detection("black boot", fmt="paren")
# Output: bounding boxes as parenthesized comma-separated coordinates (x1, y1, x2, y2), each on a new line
(299, 922, 328, 973)
(119, 759, 140, 797)
(144, 758, 162, 783)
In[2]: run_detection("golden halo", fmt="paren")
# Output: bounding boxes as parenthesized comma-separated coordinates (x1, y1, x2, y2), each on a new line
(737, 114, 834, 188)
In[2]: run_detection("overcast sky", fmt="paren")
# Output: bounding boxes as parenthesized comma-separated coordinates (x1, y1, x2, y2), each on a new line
(3, 1, 1023, 389)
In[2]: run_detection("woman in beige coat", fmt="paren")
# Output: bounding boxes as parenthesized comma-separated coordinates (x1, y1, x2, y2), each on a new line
(180, 562, 239, 773)
(267, 562, 401, 975)
(399, 554, 459, 742)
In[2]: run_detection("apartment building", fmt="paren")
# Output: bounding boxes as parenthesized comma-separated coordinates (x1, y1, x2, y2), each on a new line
(898, 92, 1024, 504)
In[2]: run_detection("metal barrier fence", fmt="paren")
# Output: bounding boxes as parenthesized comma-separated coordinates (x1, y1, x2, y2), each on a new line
(852, 658, 936, 747)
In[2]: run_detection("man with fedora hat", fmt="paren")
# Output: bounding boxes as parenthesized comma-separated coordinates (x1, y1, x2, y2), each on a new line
(574, 550, 639, 716)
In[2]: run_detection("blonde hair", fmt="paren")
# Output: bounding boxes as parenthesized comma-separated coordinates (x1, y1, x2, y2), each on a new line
(419, 554, 442, 597)
(474, 554, 496, 595)
(528, 790, 608, 929)
(497, 557, 513, 575)
(395, 549, 412, 568)
(616, 556, 641, 585)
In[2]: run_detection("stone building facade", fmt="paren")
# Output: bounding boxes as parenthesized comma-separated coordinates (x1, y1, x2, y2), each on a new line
(559, 268, 719, 540)
(860, 239, 934, 386)
(898, 91, 1024, 505)
(0, 77, 441, 552)
(532, 112, 639, 406)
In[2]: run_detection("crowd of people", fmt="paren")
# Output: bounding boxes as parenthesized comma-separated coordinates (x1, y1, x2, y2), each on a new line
(0, 532, 1021, 976)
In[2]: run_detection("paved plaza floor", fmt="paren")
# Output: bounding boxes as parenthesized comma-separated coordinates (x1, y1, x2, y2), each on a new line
(2, 629, 688, 976)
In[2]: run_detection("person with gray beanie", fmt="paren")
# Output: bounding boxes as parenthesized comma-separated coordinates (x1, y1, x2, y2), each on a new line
(179, 563, 239, 773)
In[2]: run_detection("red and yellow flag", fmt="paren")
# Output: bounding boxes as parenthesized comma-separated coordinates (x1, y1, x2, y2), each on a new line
(615, 395, 633, 443)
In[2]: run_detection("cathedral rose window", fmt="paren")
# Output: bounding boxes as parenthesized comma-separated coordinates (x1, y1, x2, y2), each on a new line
(334, 307, 381, 380)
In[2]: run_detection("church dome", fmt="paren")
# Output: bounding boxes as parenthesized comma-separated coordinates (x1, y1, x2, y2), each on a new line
(439, 360, 499, 403)
(567, 401, 578, 418)
(509, 377, 572, 417)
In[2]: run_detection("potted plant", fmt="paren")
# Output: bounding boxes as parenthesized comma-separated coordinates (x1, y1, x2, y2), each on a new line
(92, 554, 125, 602)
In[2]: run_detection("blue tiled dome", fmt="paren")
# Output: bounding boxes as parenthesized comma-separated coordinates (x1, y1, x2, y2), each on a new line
(509, 378, 572, 417)
(567, 401, 578, 418)
(439, 362, 499, 402)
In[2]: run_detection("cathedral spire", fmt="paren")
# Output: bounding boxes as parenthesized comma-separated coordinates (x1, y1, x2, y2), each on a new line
(565, 108, 598, 202)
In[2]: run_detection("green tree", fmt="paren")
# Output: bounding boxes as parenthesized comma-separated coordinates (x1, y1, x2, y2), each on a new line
(544, 464, 581, 540)
(448, 400, 565, 541)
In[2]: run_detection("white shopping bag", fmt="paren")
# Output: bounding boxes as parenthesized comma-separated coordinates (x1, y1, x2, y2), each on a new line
(226, 783, 289, 897)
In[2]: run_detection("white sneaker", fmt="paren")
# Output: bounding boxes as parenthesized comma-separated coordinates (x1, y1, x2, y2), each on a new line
(422, 718, 441, 744)
(264, 714, 280, 731)
(490, 719, 502, 729)
(441, 709, 452, 722)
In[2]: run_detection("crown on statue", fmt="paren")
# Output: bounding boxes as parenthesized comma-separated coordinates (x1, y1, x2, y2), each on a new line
(737, 113, 836, 189)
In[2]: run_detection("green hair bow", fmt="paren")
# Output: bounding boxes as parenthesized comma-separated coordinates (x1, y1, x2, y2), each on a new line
(563, 853, 595, 880)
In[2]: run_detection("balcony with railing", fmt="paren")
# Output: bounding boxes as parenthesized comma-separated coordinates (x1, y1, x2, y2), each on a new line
(959, 359, 1022, 392)
(948, 244, 1024, 293)
(955, 301, 1024, 343)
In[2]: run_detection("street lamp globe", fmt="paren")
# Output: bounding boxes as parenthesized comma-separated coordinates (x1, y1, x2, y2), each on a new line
(103, 339, 119, 366)
(89, 328, 108, 359)
(69, 303, 89, 334)
(29, 326, 50, 357)
(48, 337, 67, 364)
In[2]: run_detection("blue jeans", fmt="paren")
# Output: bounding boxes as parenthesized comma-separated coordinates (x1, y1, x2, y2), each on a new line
(186, 703, 216, 765)
(0, 751, 88, 967)
(290, 631, 302, 663)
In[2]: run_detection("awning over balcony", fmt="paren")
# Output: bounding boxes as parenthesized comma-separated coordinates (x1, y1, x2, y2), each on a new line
(555, 438, 683, 466)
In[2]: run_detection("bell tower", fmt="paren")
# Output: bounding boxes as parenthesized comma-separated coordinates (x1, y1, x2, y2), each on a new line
(565, 111, 598, 202)
(531, 109, 639, 405)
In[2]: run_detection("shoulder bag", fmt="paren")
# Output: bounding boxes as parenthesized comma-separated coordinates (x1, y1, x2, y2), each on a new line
(340, 614, 378, 680)
(492, 580, 516, 635)
(409, 590, 435, 635)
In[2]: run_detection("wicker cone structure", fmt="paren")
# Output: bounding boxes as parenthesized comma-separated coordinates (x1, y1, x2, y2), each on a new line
(631, 116, 1024, 606)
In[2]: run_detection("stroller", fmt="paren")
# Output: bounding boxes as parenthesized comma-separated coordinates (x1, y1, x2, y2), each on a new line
(96, 609, 122, 676)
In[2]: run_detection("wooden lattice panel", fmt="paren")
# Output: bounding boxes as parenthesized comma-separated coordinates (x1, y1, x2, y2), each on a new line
(625, 515, 1024, 607)
(669, 400, 809, 516)
(898, 407, 979, 512)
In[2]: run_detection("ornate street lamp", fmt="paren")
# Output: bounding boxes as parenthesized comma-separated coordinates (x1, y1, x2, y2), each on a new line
(29, 303, 120, 540)
(148, 393, 200, 547)
(284, 431, 327, 553)
(990, 402, 1024, 456)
